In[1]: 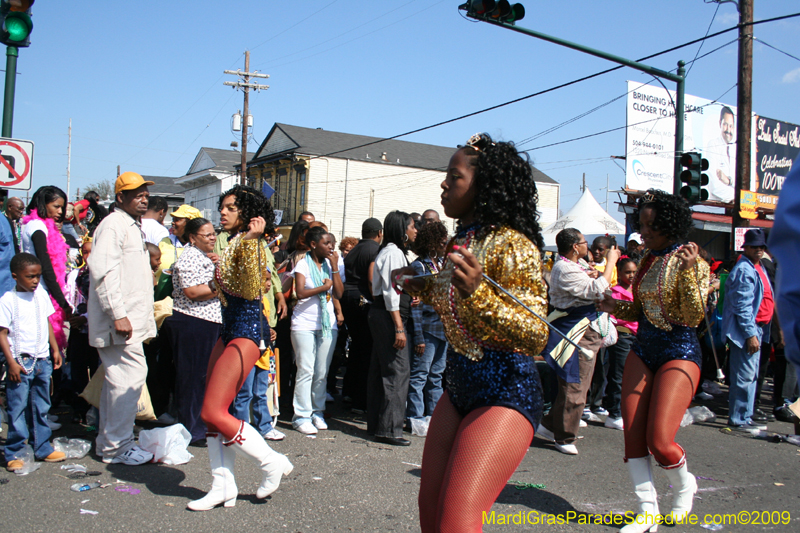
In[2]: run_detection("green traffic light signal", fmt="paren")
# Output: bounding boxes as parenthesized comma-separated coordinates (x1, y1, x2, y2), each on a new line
(460, 0, 525, 24)
(0, 0, 33, 48)
(679, 152, 709, 204)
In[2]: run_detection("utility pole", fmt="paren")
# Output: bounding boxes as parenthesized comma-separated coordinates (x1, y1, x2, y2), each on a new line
(224, 51, 269, 185)
(732, 0, 753, 248)
(606, 173, 610, 212)
(581, 173, 585, 193)
(66, 118, 71, 201)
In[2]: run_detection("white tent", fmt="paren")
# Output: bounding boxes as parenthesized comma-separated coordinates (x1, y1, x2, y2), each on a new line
(541, 189, 626, 249)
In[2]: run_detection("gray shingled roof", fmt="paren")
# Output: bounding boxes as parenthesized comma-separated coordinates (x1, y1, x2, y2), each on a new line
(143, 175, 185, 198)
(252, 123, 558, 184)
(195, 147, 256, 174)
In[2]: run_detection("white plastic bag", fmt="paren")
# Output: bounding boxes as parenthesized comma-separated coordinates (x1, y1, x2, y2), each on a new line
(688, 406, 716, 424)
(12, 445, 41, 476)
(53, 437, 92, 459)
(410, 416, 430, 437)
(680, 409, 694, 427)
(138, 423, 193, 465)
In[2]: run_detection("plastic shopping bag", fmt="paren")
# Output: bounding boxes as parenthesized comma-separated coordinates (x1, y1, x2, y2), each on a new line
(138, 424, 194, 465)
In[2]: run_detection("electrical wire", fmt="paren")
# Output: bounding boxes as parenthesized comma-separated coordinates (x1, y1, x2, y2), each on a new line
(250, 0, 340, 52)
(754, 37, 800, 63)
(687, 1, 721, 76)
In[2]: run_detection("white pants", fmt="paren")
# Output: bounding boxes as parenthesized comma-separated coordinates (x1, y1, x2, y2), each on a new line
(96, 342, 147, 458)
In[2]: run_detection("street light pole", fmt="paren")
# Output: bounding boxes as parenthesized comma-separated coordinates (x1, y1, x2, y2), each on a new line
(2, 45, 18, 137)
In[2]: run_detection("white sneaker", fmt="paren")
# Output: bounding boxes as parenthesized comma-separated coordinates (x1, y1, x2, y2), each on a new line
(555, 442, 578, 455)
(695, 391, 714, 401)
(262, 428, 286, 441)
(593, 407, 609, 416)
(326, 392, 335, 403)
(312, 416, 328, 430)
(579, 419, 588, 428)
(47, 419, 62, 431)
(103, 445, 153, 465)
(581, 408, 601, 422)
(536, 423, 555, 442)
(604, 416, 624, 430)
(294, 421, 318, 435)
(47, 414, 59, 423)
(157, 413, 177, 425)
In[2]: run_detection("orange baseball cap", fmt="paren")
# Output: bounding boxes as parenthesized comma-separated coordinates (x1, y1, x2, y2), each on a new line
(115, 171, 155, 194)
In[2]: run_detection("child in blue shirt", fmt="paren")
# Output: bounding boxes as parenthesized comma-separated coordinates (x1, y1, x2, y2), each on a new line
(0, 253, 66, 470)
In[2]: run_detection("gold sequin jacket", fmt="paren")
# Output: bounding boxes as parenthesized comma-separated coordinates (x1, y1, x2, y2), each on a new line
(614, 249, 710, 330)
(412, 226, 549, 361)
(215, 234, 271, 308)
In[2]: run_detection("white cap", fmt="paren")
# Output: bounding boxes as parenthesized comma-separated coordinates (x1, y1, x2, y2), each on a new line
(628, 232, 642, 244)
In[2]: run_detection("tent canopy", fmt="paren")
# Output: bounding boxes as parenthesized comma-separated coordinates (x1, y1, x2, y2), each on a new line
(541, 189, 626, 249)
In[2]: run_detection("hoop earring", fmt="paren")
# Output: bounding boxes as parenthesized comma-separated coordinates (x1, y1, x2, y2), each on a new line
(403, 234, 409, 243)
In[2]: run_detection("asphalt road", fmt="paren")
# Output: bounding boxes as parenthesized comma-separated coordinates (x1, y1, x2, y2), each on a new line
(2, 386, 799, 532)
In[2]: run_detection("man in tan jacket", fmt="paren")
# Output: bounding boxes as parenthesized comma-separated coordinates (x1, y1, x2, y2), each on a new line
(88, 172, 157, 465)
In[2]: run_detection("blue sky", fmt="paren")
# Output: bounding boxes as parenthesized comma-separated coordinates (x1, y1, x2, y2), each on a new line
(9, 1, 800, 219)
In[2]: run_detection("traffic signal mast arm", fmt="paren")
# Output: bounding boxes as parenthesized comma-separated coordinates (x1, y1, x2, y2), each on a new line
(459, 1, 687, 195)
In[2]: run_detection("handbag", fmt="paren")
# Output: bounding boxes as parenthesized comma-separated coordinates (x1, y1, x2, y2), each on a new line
(154, 244, 179, 302)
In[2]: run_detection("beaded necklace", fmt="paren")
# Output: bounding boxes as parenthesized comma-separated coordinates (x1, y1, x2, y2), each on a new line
(12, 288, 43, 375)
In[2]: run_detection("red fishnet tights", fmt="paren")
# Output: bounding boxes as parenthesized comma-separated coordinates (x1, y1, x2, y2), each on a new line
(621, 353, 700, 466)
(201, 338, 261, 439)
(418, 393, 534, 533)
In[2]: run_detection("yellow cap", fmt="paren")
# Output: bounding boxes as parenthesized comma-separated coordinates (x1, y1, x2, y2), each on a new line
(170, 204, 202, 220)
(115, 172, 155, 194)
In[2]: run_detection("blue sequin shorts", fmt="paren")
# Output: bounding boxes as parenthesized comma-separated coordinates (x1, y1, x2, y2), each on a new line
(446, 349, 544, 430)
(221, 293, 270, 347)
(632, 317, 701, 374)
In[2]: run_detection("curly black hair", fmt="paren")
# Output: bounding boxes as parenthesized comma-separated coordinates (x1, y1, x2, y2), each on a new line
(218, 184, 276, 236)
(461, 136, 544, 249)
(413, 221, 448, 258)
(633, 188, 694, 242)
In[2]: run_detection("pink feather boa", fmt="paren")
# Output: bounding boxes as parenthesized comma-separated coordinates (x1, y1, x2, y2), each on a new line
(21, 211, 69, 350)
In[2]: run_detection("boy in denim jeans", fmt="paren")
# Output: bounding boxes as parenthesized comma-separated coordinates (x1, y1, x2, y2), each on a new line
(0, 253, 66, 470)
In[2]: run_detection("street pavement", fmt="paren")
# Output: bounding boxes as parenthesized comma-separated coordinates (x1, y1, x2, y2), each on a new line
(2, 386, 799, 532)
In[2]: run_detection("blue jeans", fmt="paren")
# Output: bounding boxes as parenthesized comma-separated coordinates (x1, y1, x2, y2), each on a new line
(603, 332, 634, 419)
(406, 334, 447, 419)
(291, 329, 337, 425)
(230, 366, 275, 435)
(5, 357, 55, 460)
(728, 339, 762, 426)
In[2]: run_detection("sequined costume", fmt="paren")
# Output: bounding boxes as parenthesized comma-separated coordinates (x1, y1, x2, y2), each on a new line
(413, 225, 549, 428)
(614, 243, 710, 373)
(215, 234, 271, 346)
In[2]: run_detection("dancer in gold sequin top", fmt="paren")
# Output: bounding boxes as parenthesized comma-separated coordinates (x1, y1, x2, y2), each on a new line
(399, 133, 549, 532)
(598, 189, 709, 532)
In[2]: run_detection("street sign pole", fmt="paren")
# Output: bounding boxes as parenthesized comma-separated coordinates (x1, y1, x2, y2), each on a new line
(2, 45, 17, 137)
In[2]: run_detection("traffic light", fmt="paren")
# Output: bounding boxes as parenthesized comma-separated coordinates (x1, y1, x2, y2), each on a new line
(459, 0, 525, 24)
(679, 152, 709, 204)
(1, 0, 34, 48)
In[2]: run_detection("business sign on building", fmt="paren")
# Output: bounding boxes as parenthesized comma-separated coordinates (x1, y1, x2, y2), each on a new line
(625, 81, 739, 204)
(753, 115, 799, 210)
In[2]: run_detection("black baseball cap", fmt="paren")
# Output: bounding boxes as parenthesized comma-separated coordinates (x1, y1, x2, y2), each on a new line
(362, 217, 382, 234)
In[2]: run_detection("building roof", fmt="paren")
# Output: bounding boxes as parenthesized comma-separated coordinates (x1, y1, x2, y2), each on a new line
(187, 147, 256, 175)
(143, 175, 185, 199)
(252, 123, 558, 184)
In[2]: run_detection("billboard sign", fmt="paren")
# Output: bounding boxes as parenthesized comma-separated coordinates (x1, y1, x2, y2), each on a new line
(753, 115, 800, 210)
(625, 81, 738, 204)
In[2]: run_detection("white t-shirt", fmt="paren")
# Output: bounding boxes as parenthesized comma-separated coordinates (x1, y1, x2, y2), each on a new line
(0, 285, 56, 358)
(141, 218, 170, 246)
(21, 218, 47, 255)
(291, 256, 338, 331)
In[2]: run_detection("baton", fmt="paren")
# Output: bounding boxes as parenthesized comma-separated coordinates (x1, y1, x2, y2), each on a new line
(480, 273, 594, 359)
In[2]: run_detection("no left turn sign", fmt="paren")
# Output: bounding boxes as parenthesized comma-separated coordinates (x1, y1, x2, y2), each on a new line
(0, 137, 34, 191)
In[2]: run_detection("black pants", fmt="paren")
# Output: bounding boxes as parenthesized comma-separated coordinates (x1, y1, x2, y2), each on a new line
(327, 322, 348, 394)
(66, 329, 100, 419)
(275, 315, 295, 409)
(144, 319, 175, 417)
(755, 340, 772, 409)
(169, 311, 221, 442)
(366, 307, 410, 438)
(771, 348, 787, 408)
(587, 347, 608, 412)
(603, 332, 634, 419)
(341, 291, 373, 411)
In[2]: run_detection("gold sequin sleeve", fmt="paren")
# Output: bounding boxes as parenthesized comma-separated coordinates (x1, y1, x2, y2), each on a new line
(662, 256, 710, 327)
(216, 235, 270, 302)
(613, 297, 642, 322)
(455, 228, 549, 357)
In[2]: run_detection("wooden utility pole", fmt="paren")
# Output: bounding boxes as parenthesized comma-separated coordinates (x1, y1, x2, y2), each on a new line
(581, 173, 586, 193)
(224, 51, 270, 185)
(732, 0, 753, 247)
(66, 118, 72, 202)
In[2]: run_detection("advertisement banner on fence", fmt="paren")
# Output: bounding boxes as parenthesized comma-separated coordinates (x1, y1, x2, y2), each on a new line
(753, 115, 800, 210)
(625, 81, 740, 204)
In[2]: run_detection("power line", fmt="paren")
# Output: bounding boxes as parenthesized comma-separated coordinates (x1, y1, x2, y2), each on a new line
(250, 0, 340, 52)
(687, 1, 721, 76)
(754, 37, 800, 63)
(308, 12, 799, 162)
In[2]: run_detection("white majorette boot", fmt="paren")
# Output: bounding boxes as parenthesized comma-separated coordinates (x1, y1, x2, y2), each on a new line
(620, 456, 660, 533)
(187, 433, 238, 511)
(224, 421, 294, 499)
(660, 452, 697, 524)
